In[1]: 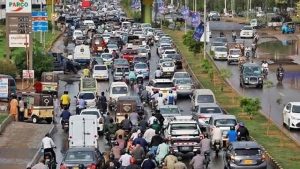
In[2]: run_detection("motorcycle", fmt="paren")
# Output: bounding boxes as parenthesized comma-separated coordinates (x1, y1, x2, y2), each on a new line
(129, 78, 135, 88)
(213, 140, 221, 158)
(62, 120, 69, 133)
(106, 133, 116, 148)
(262, 67, 268, 78)
(204, 151, 211, 169)
(44, 152, 56, 169)
(277, 71, 284, 83)
(137, 76, 143, 85)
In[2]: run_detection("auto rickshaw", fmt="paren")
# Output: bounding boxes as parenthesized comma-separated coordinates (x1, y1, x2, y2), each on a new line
(79, 77, 98, 93)
(22, 92, 54, 124)
(41, 72, 60, 95)
(282, 22, 295, 34)
(114, 96, 137, 123)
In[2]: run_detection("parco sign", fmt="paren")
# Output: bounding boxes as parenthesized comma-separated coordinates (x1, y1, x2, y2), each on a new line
(6, 0, 32, 13)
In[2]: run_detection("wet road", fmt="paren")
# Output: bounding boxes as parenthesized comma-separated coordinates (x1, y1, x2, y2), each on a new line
(49, 30, 273, 168)
(209, 22, 300, 144)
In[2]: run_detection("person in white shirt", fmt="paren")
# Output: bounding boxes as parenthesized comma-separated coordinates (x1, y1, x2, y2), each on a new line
(211, 126, 223, 147)
(119, 151, 132, 167)
(156, 93, 165, 111)
(31, 159, 48, 169)
(261, 60, 269, 73)
(42, 133, 56, 163)
(155, 67, 162, 79)
(130, 129, 141, 140)
(143, 127, 156, 143)
(148, 113, 158, 126)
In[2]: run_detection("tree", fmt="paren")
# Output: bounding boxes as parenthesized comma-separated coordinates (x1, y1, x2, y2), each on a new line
(0, 59, 17, 78)
(240, 97, 261, 119)
(182, 30, 203, 56)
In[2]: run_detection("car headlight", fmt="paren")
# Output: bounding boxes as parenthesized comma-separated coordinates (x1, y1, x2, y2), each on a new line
(258, 77, 262, 81)
(245, 77, 249, 81)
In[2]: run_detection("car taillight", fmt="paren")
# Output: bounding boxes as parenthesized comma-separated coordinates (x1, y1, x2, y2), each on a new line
(152, 88, 159, 92)
(199, 115, 207, 119)
(174, 85, 178, 90)
(88, 163, 97, 169)
(172, 87, 176, 91)
(60, 164, 67, 169)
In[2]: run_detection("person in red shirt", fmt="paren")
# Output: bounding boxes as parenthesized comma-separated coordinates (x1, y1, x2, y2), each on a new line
(34, 81, 42, 93)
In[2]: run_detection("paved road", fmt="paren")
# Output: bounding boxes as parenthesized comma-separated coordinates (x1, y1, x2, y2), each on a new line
(49, 28, 274, 168)
(209, 22, 300, 144)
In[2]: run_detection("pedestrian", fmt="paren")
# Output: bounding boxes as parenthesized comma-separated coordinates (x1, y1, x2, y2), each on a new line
(34, 81, 42, 93)
(53, 95, 60, 116)
(164, 150, 178, 169)
(18, 96, 24, 122)
(190, 150, 205, 169)
(174, 156, 187, 169)
(9, 94, 18, 121)
(119, 150, 132, 168)
(31, 159, 48, 169)
(156, 139, 170, 164)
(141, 153, 156, 169)
(41, 133, 56, 163)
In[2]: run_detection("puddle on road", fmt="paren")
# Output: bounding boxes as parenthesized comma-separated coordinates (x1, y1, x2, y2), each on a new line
(258, 40, 299, 64)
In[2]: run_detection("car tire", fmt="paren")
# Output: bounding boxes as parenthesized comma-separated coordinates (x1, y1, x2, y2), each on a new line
(46, 118, 53, 124)
(32, 115, 39, 124)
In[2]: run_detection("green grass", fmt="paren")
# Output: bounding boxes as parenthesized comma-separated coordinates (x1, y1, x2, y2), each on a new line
(0, 114, 8, 124)
(164, 28, 300, 169)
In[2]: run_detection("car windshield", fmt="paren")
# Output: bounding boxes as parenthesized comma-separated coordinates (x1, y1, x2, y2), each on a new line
(65, 151, 94, 162)
(215, 47, 227, 52)
(101, 54, 113, 59)
(153, 82, 174, 88)
(79, 93, 95, 100)
(235, 148, 261, 156)
(243, 26, 253, 30)
(215, 38, 227, 43)
(95, 66, 106, 70)
(116, 68, 129, 73)
(162, 62, 174, 67)
(214, 119, 237, 127)
(197, 95, 214, 103)
(199, 107, 222, 114)
(138, 48, 147, 53)
(114, 59, 128, 65)
(164, 50, 176, 54)
(160, 107, 180, 115)
(81, 111, 100, 118)
(134, 57, 147, 62)
(107, 44, 118, 48)
(135, 63, 148, 69)
(292, 105, 300, 113)
(171, 123, 198, 130)
(112, 86, 128, 94)
(174, 73, 189, 78)
(243, 66, 261, 76)
(175, 78, 192, 85)
(230, 50, 241, 55)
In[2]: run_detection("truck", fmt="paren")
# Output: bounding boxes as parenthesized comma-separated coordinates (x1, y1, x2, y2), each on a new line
(69, 115, 99, 148)
(73, 44, 91, 67)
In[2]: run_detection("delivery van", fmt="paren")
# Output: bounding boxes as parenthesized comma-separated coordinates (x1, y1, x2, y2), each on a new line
(69, 115, 98, 148)
(73, 44, 91, 66)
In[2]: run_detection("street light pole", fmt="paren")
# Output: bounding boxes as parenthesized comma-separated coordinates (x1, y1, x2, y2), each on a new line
(52, 0, 55, 34)
(224, 0, 227, 14)
(204, 0, 207, 59)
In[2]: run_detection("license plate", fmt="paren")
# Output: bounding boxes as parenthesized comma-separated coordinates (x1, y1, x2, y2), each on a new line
(181, 146, 190, 151)
(244, 160, 253, 165)
(73, 167, 79, 169)
(162, 90, 167, 94)
(166, 72, 171, 74)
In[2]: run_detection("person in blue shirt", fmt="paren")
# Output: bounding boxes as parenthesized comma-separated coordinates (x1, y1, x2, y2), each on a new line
(128, 69, 136, 82)
(166, 90, 175, 105)
(60, 107, 71, 129)
(133, 133, 148, 151)
(227, 126, 238, 143)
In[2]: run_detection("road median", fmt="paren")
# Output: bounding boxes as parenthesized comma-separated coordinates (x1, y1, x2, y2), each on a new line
(163, 28, 300, 169)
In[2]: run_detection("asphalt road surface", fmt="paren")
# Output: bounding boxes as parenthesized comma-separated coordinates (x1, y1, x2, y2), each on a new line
(49, 29, 273, 168)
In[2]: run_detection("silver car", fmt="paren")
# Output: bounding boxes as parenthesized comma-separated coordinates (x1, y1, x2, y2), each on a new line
(159, 105, 182, 128)
(173, 78, 194, 96)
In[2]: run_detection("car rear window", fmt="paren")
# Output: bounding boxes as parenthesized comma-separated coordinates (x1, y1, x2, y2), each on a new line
(160, 108, 180, 115)
(65, 151, 94, 162)
(171, 123, 197, 130)
(79, 93, 95, 100)
(235, 148, 261, 156)
(214, 119, 237, 127)
(154, 82, 174, 88)
(174, 73, 189, 79)
(197, 95, 214, 103)
(175, 79, 192, 85)
(134, 57, 147, 62)
(95, 66, 106, 70)
(199, 107, 222, 114)
(162, 62, 174, 67)
(81, 111, 100, 118)
(135, 63, 148, 69)
(112, 86, 128, 94)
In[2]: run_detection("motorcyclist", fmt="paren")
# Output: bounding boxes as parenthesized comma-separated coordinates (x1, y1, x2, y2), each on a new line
(211, 126, 223, 147)
(226, 126, 238, 144)
(220, 31, 224, 37)
(261, 60, 269, 75)
(60, 107, 71, 128)
(136, 71, 144, 85)
(60, 91, 71, 109)
(276, 64, 285, 78)
(155, 67, 162, 79)
(199, 133, 211, 155)
(83, 65, 90, 77)
(128, 68, 137, 84)
(156, 93, 165, 112)
(91, 58, 97, 70)
(42, 133, 57, 164)
(232, 31, 237, 42)
(151, 91, 159, 109)
(104, 118, 118, 142)
(190, 150, 205, 169)
(104, 153, 120, 169)
(140, 86, 149, 103)
(166, 90, 175, 105)
(76, 95, 86, 115)
(120, 114, 132, 131)
(237, 122, 250, 141)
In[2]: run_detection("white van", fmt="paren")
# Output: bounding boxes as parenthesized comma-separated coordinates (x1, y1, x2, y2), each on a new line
(72, 30, 83, 41)
(69, 115, 98, 148)
(191, 89, 216, 111)
(109, 82, 129, 102)
(83, 20, 96, 29)
(121, 21, 131, 30)
(73, 44, 91, 66)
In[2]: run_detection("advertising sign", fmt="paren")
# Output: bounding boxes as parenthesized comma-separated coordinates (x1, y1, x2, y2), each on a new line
(22, 70, 34, 79)
(6, 0, 32, 13)
(0, 78, 9, 99)
(9, 34, 29, 47)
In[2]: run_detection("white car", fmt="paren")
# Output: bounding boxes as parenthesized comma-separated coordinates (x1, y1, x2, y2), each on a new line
(137, 47, 149, 58)
(157, 43, 172, 56)
(109, 82, 129, 103)
(158, 58, 174, 68)
(161, 49, 177, 59)
(240, 26, 256, 38)
(146, 79, 177, 99)
(107, 43, 119, 53)
(227, 48, 242, 65)
(139, 45, 151, 53)
(80, 108, 104, 134)
(92, 64, 109, 80)
(72, 30, 83, 41)
(76, 91, 97, 108)
(160, 61, 176, 77)
(283, 102, 300, 130)
(100, 53, 114, 67)
(214, 46, 228, 60)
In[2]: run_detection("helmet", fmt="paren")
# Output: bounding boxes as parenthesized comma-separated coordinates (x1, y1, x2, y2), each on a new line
(239, 122, 244, 127)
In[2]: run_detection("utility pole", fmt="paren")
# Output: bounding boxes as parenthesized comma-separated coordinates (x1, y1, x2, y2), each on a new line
(184, 0, 187, 34)
(204, 0, 207, 59)
(224, 0, 227, 14)
(52, 0, 55, 34)
(246, 0, 249, 21)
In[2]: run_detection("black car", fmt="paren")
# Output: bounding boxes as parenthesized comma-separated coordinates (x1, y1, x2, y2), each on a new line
(209, 14, 221, 21)
(60, 147, 105, 169)
(240, 63, 263, 89)
(224, 141, 267, 169)
(165, 53, 183, 69)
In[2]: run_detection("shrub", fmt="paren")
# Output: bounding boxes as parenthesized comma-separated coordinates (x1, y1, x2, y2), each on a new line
(240, 97, 261, 118)
(200, 59, 213, 73)
(0, 59, 17, 78)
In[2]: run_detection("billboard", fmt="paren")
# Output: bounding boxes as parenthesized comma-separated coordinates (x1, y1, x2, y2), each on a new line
(0, 78, 8, 99)
(9, 34, 30, 47)
(6, 0, 32, 13)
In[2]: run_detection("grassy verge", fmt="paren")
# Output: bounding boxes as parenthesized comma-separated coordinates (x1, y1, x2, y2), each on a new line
(163, 28, 300, 169)
(0, 114, 8, 124)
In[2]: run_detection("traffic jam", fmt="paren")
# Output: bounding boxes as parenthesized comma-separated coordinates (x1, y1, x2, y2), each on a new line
(35, 1, 270, 169)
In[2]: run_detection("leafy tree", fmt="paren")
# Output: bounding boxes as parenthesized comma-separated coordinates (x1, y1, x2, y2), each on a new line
(182, 30, 203, 56)
(0, 59, 17, 78)
(200, 59, 213, 73)
(240, 97, 261, 119)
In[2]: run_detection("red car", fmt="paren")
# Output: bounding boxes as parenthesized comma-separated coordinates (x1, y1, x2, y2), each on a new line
(121, 49, 138, 63)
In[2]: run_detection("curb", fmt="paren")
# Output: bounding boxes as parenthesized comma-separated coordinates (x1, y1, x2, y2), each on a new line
(26, 124, 56, 169)
(46, 30, 64, 52)
(0, 115, 13, 134)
